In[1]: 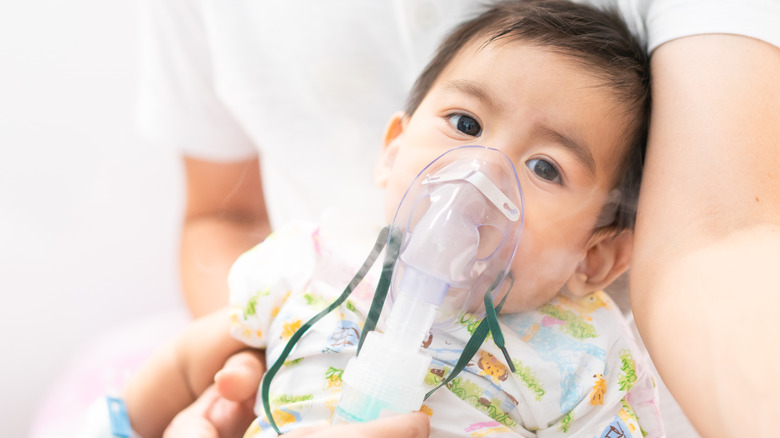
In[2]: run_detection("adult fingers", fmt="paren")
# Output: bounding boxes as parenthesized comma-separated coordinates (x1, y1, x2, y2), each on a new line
(179, 384, 222, 417)
(163, 415, 219, 438)
(205, 391, 257, 438)
(162, 387, 221, 438)
(171, 384, 256, 438)
(347, 413, 430, 438)
(284, 412, 430, 438)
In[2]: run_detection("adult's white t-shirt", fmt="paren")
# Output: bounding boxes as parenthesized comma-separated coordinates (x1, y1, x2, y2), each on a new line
(136, 0, 780, 236)
(587, 0, 780, 52)
(137, 0, 483, 238)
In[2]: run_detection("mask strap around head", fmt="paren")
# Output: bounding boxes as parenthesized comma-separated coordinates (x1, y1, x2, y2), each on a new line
(424, 272, 515, 401)
(260, 226, 390, 435)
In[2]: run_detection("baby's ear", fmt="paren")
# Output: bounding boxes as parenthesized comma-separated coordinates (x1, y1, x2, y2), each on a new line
(566, 230, 633, 296)
(374, 112, 408, 188)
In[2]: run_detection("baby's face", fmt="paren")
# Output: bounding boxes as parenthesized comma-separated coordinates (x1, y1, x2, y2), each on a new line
(378, 39, 635, 312)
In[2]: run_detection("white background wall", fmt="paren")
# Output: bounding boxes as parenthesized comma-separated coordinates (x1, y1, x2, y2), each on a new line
(0, 1, 184, 436)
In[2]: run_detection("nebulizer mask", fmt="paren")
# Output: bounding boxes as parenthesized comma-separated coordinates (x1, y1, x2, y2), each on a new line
(259, 146, 524, 432)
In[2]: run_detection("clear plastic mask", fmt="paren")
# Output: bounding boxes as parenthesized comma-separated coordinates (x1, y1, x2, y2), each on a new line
(386, 145, 524, 331)
(261, 146, 525, 432)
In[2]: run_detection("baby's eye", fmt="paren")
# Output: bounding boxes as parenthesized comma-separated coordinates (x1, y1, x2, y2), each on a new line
(526, 158, 562, 184)
(447, 113, 482, 137)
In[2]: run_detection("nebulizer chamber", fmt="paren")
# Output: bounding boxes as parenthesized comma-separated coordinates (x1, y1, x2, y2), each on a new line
(333, 146, 523, 423)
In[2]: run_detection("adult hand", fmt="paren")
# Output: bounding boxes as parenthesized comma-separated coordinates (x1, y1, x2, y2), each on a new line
(283, 413, 430, 438)
(163, 384, 253, 438)
(164, 348, 430, 438)
(163, 350, 262, 438)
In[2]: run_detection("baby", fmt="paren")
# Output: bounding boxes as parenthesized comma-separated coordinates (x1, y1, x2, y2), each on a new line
(105, 1, 662, 437)
(227, 0, 662, 437)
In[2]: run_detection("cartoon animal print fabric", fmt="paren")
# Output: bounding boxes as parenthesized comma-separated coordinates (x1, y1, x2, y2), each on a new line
(228, 221, 665, 437)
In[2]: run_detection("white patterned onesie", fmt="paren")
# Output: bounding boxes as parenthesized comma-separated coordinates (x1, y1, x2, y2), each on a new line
(228, 221, 665, 437)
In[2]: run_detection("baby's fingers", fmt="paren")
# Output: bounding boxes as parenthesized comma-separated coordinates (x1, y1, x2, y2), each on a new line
(214, 349, 265, 402)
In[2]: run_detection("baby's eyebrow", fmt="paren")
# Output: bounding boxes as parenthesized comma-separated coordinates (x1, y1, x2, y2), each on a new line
(534, 125, 596, 178)
(444, 79, 501, 113)
(444, 79, 597, 178)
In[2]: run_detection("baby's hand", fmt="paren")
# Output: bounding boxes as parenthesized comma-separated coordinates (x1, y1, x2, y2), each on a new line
(214, 349, 264, 402)
(164, 350, 264, 438)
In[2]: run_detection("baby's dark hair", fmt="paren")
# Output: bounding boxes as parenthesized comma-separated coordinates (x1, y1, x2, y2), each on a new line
(406, 0, 651, 233)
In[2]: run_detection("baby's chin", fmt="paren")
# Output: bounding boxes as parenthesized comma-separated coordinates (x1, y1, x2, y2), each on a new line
(452, 292, 546, 317)
(496, 288, 562, 314)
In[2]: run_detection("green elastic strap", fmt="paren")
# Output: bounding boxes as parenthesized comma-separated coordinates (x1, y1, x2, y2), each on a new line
(356, 226, 402, 356)
(484, 280, 516, 374)
(260, 226, 390, 434)
(424, 272, 515, 400)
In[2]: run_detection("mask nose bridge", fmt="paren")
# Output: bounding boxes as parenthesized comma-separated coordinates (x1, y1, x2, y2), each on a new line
(424, 164, 521, 223)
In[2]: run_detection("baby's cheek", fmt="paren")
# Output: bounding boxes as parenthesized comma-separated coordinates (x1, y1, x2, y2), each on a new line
(383, 183, 406, 223)
(504, 257, 573, 311)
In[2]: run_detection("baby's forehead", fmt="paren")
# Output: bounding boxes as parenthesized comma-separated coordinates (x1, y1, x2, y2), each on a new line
(450, 36, 616, 88)
(445, 36, 641, 119)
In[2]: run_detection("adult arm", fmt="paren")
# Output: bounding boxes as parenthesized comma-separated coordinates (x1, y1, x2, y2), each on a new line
(137, 0, 270, 315)
(180, 156, 271, 316)
(630, 34, 780, 437)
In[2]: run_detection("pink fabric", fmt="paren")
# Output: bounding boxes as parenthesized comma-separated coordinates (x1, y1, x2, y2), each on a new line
(31, 310, 189, 438)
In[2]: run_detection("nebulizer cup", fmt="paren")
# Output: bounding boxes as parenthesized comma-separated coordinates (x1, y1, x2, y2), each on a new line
(333, 146, 524, 423)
